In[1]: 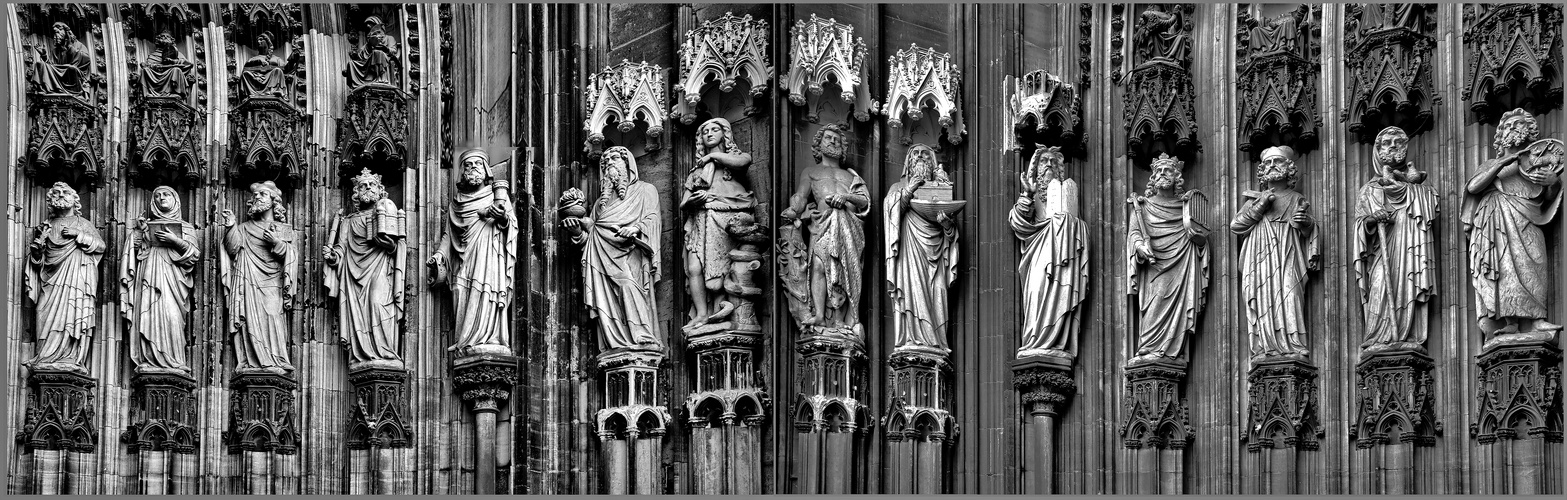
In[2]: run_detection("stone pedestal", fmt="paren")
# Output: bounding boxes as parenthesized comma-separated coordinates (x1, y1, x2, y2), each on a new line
(1242, 357, 1323, 494)
(1012, 355, 1075, 494)
(595, 348, 670, 495)
(223, 372, 299, 494)
(1470, 332, 1563, 495)
(14, 369, 98, 495)
(684, 331, 766, 494)
(884, 349, 955, 494)
(122, 371, 199, 494)
(1119, 357, 1191, 494)
(347, 365, 413, 494)
(791, 332, 867, 494)
(1351, 348, 1439, 494)
(452, 353, 518, 495)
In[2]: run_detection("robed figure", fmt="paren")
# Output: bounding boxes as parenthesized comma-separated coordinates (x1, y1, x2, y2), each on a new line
(26, 182, 105, 373)
(1013, 147, 1089, 361)
(884, 144, 961, 355)
(140, 30, 193, 98)
(1461, 109, 1564, 336)
(325, 170, 407, 368)
(429, 149, 519, 353)
(680, 118, 757, 329)
(29, 22, 91, 96)
(563, 146, 665, 352)
(120, 186, 199, 374)
(347, 16, 399, 89)
(240, 32, 288, 98)
(1354, 126, 1439, 351)
(1231, 146, 1319, 361)
(1127, 154, 1211, 363)
(779, 124, 872, 339)
(221, 181, 298, 374)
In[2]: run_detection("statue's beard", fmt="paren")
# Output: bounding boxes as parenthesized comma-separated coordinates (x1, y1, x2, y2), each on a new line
(819, 142, 843, 160)
(909, 160, 933, 181)
(1498, 129, 1532, 150)
(47, 198, 74, 212)
(601, 168, 628, 197)
(1151, 172, 1179, 190)
(1377, 148, 1406, 166)
(459, 171, 486, 190)
(248, 199, 272, 217)
(1259, 166, 1289, 183)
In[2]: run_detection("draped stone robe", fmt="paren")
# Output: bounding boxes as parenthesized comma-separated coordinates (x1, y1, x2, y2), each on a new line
(241, 53, 287, 98)
(884, 180, 960, 354)
(222, 219, 297, 373)
(1354, 177, 1438, 349)
(1461, 158, 1564, 325)
(26, 214, 105, 372)
(779, 167, 872, 331)
(141, 47, 191, 97)
(1232, 189, 1319, 359)
(576, 181, 665, 351)
(30, 39, 90, 96)
(432, 183, 518, 351)
(1126, 194, 1210, 360)
(326, 199, 406, 366)
(1012, 179, 1089, 360)
(120, 217, 199, 374)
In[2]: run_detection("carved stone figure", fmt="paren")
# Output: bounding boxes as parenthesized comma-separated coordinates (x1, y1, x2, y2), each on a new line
(1231, 146, 1319, 361)
(26, 182, 105, 374)
(347, 16, 399, 89)
(1126, 154, 1210, 364)
(1013, 147, 1088, 360)
(120, 186, 199, 375)
(1135, 6, 1190, 63)
(221, 181, 297, 374)
(1462, 109, 1565, 337)
(884, 144, 961, 355)
(29, 22, 91, 96)
(140, 30, 193, 98)
(428, 149, 518, 354)
(779, 123, 871, 340)
(240, 32, 287, 98)
(1354, 126, 1439, 352)
(680, 118, 756, 330)
(325, 169, 407, 369)
(562, 146, 665, 352)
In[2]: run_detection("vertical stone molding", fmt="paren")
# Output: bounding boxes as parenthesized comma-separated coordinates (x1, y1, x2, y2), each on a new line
(121, 372, 198, 494)
(583, 60, 668, 158)
(882, 352, 955, 494)
(1122, 3, 1199, 164)
(1470, 337, 1563, 495)
(684, 335, 768, 494)
(14, 370, 98, 495)
(1118, 358, 1191, 494)
(1350, 350, 1440, 494)
(783, 14, 875, 122)
(451, 354, 518, 495)
(672, 11, 772, 123)
(17, 5, 107, 187)
(1241, 358, 1324, 494)
(1342, 4, 1438, 142)
(1235, 4, 1322, 157)
(1012, 357, 1074, 494)
(791, 338, 868, 494)
(1462, 4, 1563, 123)
(883, 44, 964, 145)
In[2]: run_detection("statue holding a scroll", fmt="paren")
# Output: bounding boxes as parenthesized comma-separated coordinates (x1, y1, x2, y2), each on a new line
(326, 169, 408, 369)
(27, 182, 106, 374)
(1126, 153, 1210, 364)
(120, 186, 200, 374)
(1231, 146, 1319, 361)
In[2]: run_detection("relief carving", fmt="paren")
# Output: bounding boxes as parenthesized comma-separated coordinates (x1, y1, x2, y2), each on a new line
(428, 150, 519, 356)
(779, 123, 871, 342)
(1236, 4, 1321, 157)
(1354, 126, 1438, 353)
(1013, 147, 1088, 362)
(584, 60, 668, 158)
(1462, 4, 1563, 122)
(324, 169, 408, 370)
(1343, 4, 1437, 142)
(25, 183, 105, 375)
(1124, 4, 1199, 163)
(220, 181, 297, 375)
(783, 14, 875, 122)
(20, 6, 107, 186)
(680, 119, 765, 336)
(120, 186, 200, 376)
(672, 12, 772, 123)
(883, 44, 965, 145)
(1231, 146, 1319, 362)
(1126, 154, 1210, 366)
(562, 146, 665, 353)
(884, 144, 962, 356)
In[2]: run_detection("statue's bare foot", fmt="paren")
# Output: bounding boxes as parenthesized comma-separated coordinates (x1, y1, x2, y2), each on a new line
(1532, 319, 1563, 332)
(684, 315, 708, 329)
(1479, 317, 1506, 336)
(706, 301, 735, 321)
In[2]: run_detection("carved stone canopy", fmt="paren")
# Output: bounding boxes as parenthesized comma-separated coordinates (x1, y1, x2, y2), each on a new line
(223, 5, 306, 189)
(1123, 4, 1200, 165)
(1003, 70, 1083, 157)
(122, 3, 207, 189)
(1462, 4, 1564, 123)
(783, 14, 876, 122)
(883, 44, 965, 145)
(338, 85, 410, 187)
(671, 12, 772, 125)
(19, 5, 106, 187)
(1236, 4, 1321, 158)
(1343, 4, 1438, 143)
(584, 60, 669, 158)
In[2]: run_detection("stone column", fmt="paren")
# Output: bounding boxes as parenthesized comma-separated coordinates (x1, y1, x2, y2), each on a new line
(791, 336, 866, 494)
(451, 353, 519, 495)
(345, 367, 412, 494)
(883, 351, 955, 494)
(1241, 358, 1324, 494)
(1470, 335, 1564, 495)
(1011, 356, 1075, 494)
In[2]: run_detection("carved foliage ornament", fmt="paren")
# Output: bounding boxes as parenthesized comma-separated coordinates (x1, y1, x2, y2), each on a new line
(1462, 4, 1564, 122)
(122, 3, 207, 188)
(1236, 4, 1322, 157)
(783, 14, 875, 122)
(585, 60, 668, 157)
(884, 44, 965, 145)
(1343, 4, 1438, 142)
(19, 5, 108, 187)
(672, 12, 772, 124)
(1003, 70, 1083, 156)
(1123, 4, 1199, 164)
(224, 4, 306, 187)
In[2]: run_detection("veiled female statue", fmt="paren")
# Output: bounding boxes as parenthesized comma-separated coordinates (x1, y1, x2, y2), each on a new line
(883, 144, 960, 356)
(1231, 146, 1319, 362)
(1013, 147, 1088, 361)
(27, 182, 105, 374)
(563, 146, 665, 352)
(120, 186, 200, 375)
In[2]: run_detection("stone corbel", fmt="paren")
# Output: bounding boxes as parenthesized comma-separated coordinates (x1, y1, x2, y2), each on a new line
(584, 60, 668, 158)
(671, 12, 772, 124)
(1342, 4, 1438, 142)
(883, 44, 965, 145)
(782, 14, 876, 123)
(1002, 70, 1082, 157)
(1462, 4, 1564, 123)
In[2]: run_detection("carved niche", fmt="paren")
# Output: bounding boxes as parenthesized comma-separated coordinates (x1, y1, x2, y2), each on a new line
(1122, 3, 1200, 165)
(224, 4, 306, 188)
(1003, 70, 1083, 157)
(122, 4, 207, 188)
(672, 12, 772, 124)
(1236, 4, 1322, 157)
(884, 44, 965, 145)
(1343, 4, 1438, 143)
(1462, 4, 1564, 123)
(783, 14, 876, 123)
(583, 60, 669, 158)
(338, 5, 410, 186)
(18, 5, 107, 187)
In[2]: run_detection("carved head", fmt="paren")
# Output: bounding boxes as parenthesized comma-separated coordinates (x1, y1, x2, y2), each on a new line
(1494, 108, 1539, 153)
(150, 185, 181, 220)
(903, 144, 941, 183)
(1374, 126, 1409, 168)
(255, 32, 274, 54)
(365, 16, 386, 35)
(247, 181, 284, 220)
(811, 123, 850, 163)
(51, 22, 70, 44)
(45, 182, 81, 216)
(600, 146, 637, 199)
(1144, 153, 1185, 196)
(458, 149, 491, 190)
(696, 118, 737, 154)
(155, 30, 176, 48)
(1258, 145, 1299, 186)
(1028, 146, 1066, 185)
(351, 169, 387, 208)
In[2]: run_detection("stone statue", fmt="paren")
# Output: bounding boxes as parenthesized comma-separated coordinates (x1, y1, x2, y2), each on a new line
(1135, 6, 1190, 63)
(428, 149, 518, 354)
(120, 186, 200, 375)
(140, 30, 193, 98)
(1231, 146, 1319, 361)
(347, 16, 400, 89)
(562, 146, 665, 352)
(325, 169, 408, 369)
(1126, 153, 1210, 364)
(29, 22, 91, 96)
(779, 123, 871, 340)
(883, 144, 961, 355)
(1354, 126, 1439, 352)
(240, 32, 288, 98)
(26, 182, 105, 374)
(680, 118, 756, 330)
(1461, 108, 1564, 338)
(221, 181, 298, 374)
(1012, 147, 1088, 361)
(1247, 6, 1307, 56)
